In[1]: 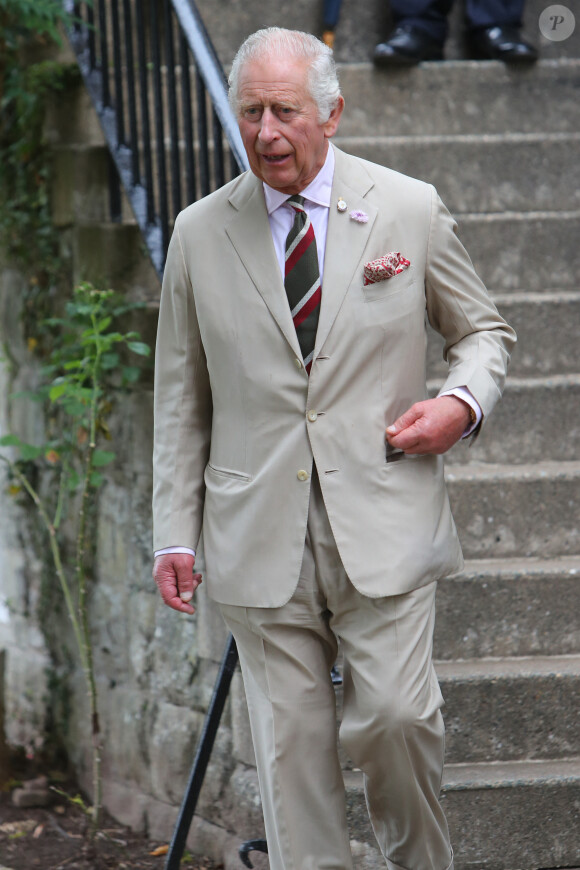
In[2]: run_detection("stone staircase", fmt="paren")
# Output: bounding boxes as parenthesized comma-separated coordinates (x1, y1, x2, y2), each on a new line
(47, 4, 580, 867)
(329, 42, 580, 870)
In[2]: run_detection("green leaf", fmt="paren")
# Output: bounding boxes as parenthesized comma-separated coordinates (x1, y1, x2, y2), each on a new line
(101, 352, 119, 370)
(49, 383, 68, 401)
(0, 434, 23, 447)
(61, 397, 89, 417)
(67, 470, 80, 491)
(96, 316, 112, 333)
(20, 443, 44, 461)
(89, 471, 104, 488)
(127, 341, 150, 357)
(121, 366, 140, 384)
(92, 450, 115, 467)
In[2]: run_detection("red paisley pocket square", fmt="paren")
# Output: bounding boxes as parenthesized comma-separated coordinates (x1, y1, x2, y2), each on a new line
(363, 253, 411, 286)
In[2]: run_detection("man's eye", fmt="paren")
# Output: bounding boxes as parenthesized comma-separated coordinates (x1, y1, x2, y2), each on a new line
(244, 107, 261, 119)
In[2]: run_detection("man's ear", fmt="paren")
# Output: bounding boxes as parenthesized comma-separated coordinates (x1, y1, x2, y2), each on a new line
(324, 95, 345, 139)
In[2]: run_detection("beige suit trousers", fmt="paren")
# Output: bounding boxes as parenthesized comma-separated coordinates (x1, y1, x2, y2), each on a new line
(220, 472, 453, 870)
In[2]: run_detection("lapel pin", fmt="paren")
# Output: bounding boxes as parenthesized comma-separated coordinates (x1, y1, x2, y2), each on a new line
(337, 197, 347, 212)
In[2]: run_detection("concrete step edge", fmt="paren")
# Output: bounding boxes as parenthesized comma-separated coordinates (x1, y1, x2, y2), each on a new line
(110, 58, 580, 77)
(458, 209, 580, 222)
(460, 555, 580, 571)
(491, 289, 580, 303)
(430, 374, 580, 391)
(336, 132, 580, 146)
(443, 757, 580, 790)
(502, 374, 580, 388)
(336, 58, 580, 73)
(444, 459, 580, 481)
(459, 554, 580, 576)
(68, 211, 580, 227)
(435, 653, 580, 679)
(343, 757, 580, 791)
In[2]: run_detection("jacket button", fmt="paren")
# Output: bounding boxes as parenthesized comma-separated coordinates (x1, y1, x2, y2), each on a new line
(294, 357, 302, 369)
(297, 470, 309, 481)
(307, 410, 318, 422)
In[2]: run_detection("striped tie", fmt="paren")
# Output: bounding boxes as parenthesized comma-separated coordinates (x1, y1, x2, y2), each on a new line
(284, 195, 321, 374)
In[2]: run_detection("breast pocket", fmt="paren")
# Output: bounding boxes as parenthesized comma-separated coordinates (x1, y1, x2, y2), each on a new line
(362, 265, 416, 303)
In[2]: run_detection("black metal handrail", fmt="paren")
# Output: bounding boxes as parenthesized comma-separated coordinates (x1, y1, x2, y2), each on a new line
(64, 0, 249, 279)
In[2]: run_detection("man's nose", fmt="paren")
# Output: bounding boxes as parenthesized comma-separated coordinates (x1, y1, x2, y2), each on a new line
(258, 109, 279, 142)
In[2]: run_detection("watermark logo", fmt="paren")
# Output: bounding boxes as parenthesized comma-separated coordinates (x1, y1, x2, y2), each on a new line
(539, 5, 576, 41)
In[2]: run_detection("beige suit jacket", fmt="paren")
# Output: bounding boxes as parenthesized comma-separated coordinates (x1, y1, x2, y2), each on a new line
(153, 146, 515, 607)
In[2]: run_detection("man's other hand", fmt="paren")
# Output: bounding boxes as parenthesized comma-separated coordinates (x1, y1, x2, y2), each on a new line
(386, 396, 472, 455)
(153, 553, 201, 615)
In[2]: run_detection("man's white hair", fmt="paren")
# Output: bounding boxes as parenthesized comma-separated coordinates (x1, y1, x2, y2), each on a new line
(228, 27, 341, 123)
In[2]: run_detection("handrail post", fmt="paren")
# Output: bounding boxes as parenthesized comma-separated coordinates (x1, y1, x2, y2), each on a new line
(63, 0, 249, 278)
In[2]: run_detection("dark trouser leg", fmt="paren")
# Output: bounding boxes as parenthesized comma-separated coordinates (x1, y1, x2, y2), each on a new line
(465, 0, 526, 31)
(389, 0, 455, 43)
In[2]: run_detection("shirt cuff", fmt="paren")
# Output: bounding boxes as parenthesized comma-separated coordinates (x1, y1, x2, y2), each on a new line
(154, 546, 196, 558)
(439, 387, 482, 438)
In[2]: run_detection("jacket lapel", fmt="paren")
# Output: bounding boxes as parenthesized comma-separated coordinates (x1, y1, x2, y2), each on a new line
(224, 148, 379, 365)
(225, 173, 302, 358)
(315, 147, 377, 355)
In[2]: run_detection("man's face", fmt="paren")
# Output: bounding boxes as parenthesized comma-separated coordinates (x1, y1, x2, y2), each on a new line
(237, 55, 343, 195)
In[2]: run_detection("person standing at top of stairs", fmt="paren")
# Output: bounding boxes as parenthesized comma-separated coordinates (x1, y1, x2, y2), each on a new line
(374, 0, 538, 65)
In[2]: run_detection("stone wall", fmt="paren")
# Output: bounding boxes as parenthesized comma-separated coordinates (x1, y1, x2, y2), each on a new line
(0, 268, 53, 759)
(0, 36, 262, 858)
(0, 249, 262, 858)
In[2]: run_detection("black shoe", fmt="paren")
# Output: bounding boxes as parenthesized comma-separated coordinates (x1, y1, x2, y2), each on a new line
(373, 24, 444, 67)
(470, 25, 538, 63)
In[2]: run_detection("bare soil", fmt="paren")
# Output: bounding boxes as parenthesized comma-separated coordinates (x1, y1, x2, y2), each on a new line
(0, 760, 221, 870)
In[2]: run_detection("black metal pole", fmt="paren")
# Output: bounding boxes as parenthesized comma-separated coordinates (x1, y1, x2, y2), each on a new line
(135, 0, 155, 224)
(179, 32, 197, 205)
(164, 0, 182, 217)
(122, 0, 140, 186)
(150, 0, 169, 256)
(164, 634, 239, 870)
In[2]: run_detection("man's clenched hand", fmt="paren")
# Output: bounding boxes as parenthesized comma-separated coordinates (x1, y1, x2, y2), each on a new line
(153, 553, 202, 615)
(386, 396, 472, 456)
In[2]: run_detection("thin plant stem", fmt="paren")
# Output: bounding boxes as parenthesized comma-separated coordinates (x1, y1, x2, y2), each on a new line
(0, 456, 87, 675)
(75, 309, 105, 833)
(52, 460, 68, 531)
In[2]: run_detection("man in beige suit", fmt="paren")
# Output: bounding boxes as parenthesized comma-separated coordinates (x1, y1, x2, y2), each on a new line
(153, 27, 515, 870)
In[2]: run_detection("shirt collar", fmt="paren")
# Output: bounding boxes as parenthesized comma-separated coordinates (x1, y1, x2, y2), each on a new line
(263, 144, 335, 215)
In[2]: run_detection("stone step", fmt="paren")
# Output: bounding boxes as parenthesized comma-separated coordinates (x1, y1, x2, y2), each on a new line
(437, 654, 580, 763)
(81, 208, 579, 296)
(445, 460, 580, 558)
(336, 655, 580, 766)
(428, 291, 580, 378)
(441, 758, 580, 870)
(336, 60, 580, 137)
(344, 758, 580, 870)
(336, 132, 580, 214)
(70, 223, 160, 298)
(51, 144, 135, 227)
(44, 78, 105, 148)
(348, 759, 580, 870)
(226, 759, 580, 870)
(434, 556, 580, 659)
(494, 290, 580, 375)
(53, 57, 580, 145)
(199, 0, 580, 65)
(434, 375, 580, 466)
(446, 209, 580, 292)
